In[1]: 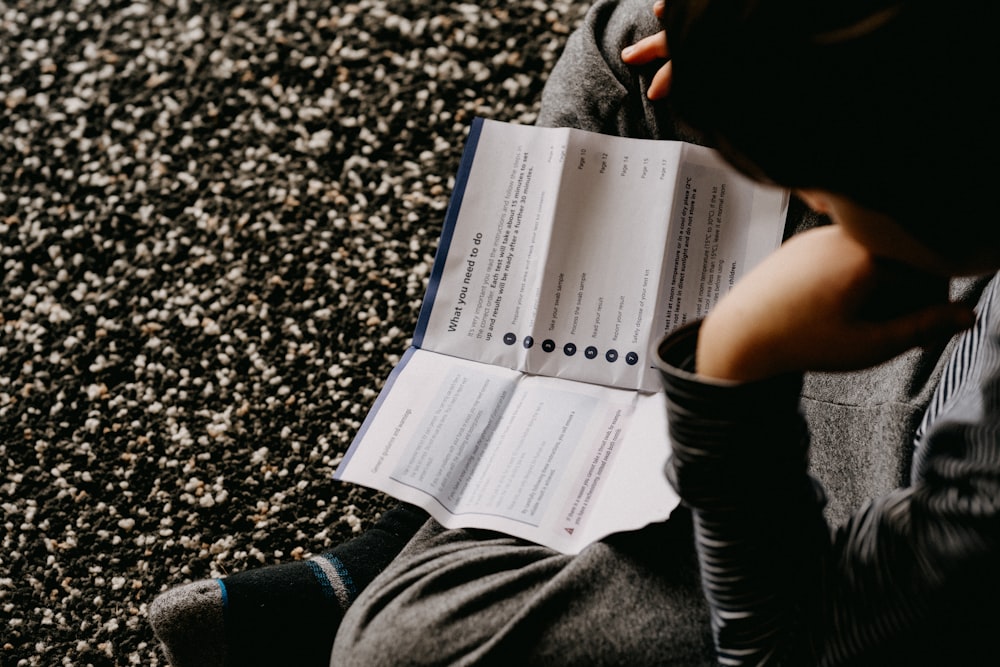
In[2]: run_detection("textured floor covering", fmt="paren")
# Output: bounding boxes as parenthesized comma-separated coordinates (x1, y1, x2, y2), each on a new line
(0, 1, 590, 663)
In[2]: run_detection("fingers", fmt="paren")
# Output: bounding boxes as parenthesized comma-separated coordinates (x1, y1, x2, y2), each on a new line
(622, 3, 671, 98)
(873, 302, 976, 356)
(647, 61, 673, 99)
(621, 29, 672, 99)
(621, 30, 669, 65)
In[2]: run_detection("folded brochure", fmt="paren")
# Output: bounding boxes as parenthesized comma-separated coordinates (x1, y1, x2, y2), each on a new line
(334, 118, 788, 554)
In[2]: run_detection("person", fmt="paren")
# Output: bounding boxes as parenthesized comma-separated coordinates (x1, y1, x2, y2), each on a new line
(627, 1, 1000, 664)
(150, 0, 998, 664)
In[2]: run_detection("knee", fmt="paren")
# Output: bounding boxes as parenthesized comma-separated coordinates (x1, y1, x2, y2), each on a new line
(331, 536, 567, 666)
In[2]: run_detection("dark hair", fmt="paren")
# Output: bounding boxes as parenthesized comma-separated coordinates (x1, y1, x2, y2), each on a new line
(661, 0, 995, 257)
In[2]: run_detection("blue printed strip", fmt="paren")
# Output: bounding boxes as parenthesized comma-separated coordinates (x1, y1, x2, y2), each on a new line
(412, 116, 486, 349)
(333, 346, 418, 477)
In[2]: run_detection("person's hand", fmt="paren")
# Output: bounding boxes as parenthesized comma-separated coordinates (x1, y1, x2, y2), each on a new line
(696, 226, 977, 382)
(621, 0, 672, 100)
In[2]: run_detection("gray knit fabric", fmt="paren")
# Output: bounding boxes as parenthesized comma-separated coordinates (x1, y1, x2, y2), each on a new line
(799, 300, 987, 528)
(331, 0, 989, 663)
(148, 579, 226, 667)
(333, 513, 713, 666)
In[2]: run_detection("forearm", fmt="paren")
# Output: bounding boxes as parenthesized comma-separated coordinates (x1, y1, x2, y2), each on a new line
(659, 319, 1000, 665)
(658, 321, 828, 664)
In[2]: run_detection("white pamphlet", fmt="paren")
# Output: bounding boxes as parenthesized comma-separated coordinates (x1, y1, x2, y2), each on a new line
(335, 118, 788, 554)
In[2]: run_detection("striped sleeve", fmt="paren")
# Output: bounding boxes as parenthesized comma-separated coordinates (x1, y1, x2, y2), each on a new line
(656, 301, 1000, 665)
(913, 277, 997, 450)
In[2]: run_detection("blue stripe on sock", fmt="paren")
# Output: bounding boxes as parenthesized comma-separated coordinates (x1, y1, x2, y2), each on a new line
(305, 559, 336, 600)
(323, 554, 357, 599)
(216, 578, 229, 615)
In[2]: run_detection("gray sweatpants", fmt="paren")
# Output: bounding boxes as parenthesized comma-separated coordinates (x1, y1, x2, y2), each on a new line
(331, 0, 987, 663)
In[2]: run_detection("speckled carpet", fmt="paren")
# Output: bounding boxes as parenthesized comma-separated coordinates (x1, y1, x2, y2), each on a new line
(0, 1, 590, 663)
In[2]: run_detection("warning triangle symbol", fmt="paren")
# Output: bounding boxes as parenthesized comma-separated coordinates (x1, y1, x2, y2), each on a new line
(565, 527, 574, 535)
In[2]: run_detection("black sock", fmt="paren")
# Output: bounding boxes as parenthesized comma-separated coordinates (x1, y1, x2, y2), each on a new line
(150, 504, 427, 667)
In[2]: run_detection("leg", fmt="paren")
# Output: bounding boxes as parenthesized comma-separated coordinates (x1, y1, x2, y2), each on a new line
(149, 3, 696, 664)
(332, 509, 714, 666)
